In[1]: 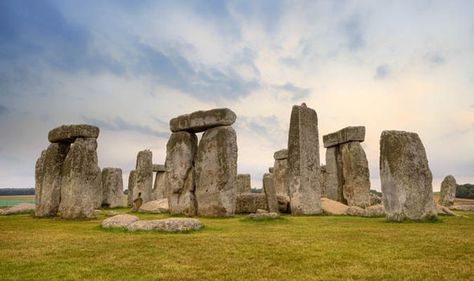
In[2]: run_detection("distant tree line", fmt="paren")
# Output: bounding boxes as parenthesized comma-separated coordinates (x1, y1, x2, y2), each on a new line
(456, 184, 474, 199)
(0, 188, 35, 196)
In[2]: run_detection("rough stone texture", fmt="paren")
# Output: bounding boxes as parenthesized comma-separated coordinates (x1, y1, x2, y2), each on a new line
(134, 150, 153, 203)
(152, 171, 167, 200)
(166, 132, 198, 216)
(59, 138, 102, 219)
(276, 195, 291, 213)
(273, 157, 289, 199)
(127, 218, 203, 232)
(35, 143, 69, 217)
(287, 104, 321, 215)
(101, 168, 124, 208)
(170, 108, 236, 133)
(138, 198, 169, 214)
(325, 146, 344, 203)
(127, 170, 137, 208)
(320, 165, 327, 197)
(195, 126, 237, 217)
(237, 174, 251, 194)
(340, 142, 370, 208)
(263, 173, 279, 213)
(436, 204, 455, 216)
(323, 126, 365, 148)
(365, 204, 385, 217)
(247, 212, 279, 220)
(273, 149, 288, 160)
(321, 198, 349, 215)
(152, 164, 166, 172)
(369, 193, 382, 206)
(380, 130, 437, 221)
(268, 167, 274, 173)
(439, 175, 456, 207)
(101, 214, 139, 229)
(48, 124, 99, 143)
(235, 193, 268, 214)
(0, 203, 35, 215)
(450, 205, 474, 211)
(347, 206, 366, 216)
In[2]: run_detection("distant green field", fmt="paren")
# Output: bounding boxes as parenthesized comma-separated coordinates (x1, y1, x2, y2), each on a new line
(0, 196, 35, 207)
(1, 209, 473, 281)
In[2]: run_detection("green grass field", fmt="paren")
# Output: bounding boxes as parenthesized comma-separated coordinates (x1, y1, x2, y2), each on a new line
(0, 195, 35, 207)
(1, 209, 473, 281)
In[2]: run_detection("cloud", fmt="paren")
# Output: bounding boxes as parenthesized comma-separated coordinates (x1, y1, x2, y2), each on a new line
(374, 64, 391, 80)
(428, 54, 445, 66)
(0, 105, 7, 115)
(272, 83, 311, 101)
(341, 14, 365, 50)
(83, 117, 169, 139)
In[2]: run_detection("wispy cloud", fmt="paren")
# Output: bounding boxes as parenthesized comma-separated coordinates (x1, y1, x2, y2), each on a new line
(83, 117, 169, 138)
(374, 64, 391, 80)
(272, 83, 311, 101)
(341, 14, 365, 51)
(0, 105, 7, 115)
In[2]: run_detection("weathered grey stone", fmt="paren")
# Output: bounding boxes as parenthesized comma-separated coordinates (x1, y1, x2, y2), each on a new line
(320, 165, 327, 197)
(340, 142, 370, 208)
(170, 108, 236, 133)
(134, 150, 153, 203)
(195, 126, 237, 217)
(268, 167, 274, 173)
(276, 195, 291, 213)
(237, 174, 251, 194)
(48, 124, 99, 143)
(101, 168, 124, 208)
(35, 143, 69, 217)
(127, 218, 203, 232)
(287, 103, 321, 215)
(247, 212, 279, 220)
(1, 203, 35, 215)
(235, 193, 268, 214)
(325, 146, 344, 203)
(364, 204, 385, 217)
(436, 204, 456, 216)
(263, 173, 279, 213)
(152, 171, 167, 200)
(138, 198, 169, 214)
(59, 138, 102, 219)
(152, 164, 166, 172)
(450, 205, 474, 211)
(273, 149, 288, 160)
(166, 132, 198, 216)
(380, 130, 437, 221)
(273, 157, 289, 199)
(439, 175, 456, 207)
(127, 170, 137, 208)
(323, 126, 365, 148)
(369, 193, 382, 206)
(347, 206, 366, 216)
(101, 214, 139, 229)
(321, 198, 349, 215)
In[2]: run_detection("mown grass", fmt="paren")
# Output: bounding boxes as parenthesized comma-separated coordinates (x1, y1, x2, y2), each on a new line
(1, 210, 473, 281)
(0, 195, 35, 207)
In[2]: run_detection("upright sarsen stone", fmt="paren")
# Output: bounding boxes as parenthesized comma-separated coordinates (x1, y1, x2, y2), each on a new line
(325, 146, 344, 202)
(340, 142, 370, 208)
(195, 126, 237, 216)
(439, 175, 456, 207)
(59, 138, 102, 219)
(153, 171, 167, 200)
(287, 103, 321, 215)
(101, 168, 124, 208)
(35, 143, 70, 217)
(134, 150, 153, 203)
(263, 173, 279, 213)
(237, 174, 251, 194)
(166, 132, 198, 216)
(127, 170, 137, 207)
(380, 130, 437, 221)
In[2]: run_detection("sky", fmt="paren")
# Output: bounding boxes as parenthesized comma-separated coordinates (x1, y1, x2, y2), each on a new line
(0, 0, 473, 191)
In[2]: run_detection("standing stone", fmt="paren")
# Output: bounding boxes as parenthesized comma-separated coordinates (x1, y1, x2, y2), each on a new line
(101, 168, 124, 208)
(195, 126, 237, 217)
(166, 132, 198, 216)
(263, 173, 279, 213)
(340, 142, 370, 208)
(320, 165, 327, 197)
(325, 146, 344, 203)
(380, 130, 437, 221)
(127, 170, 137, 208)
(237, 174, 251, 194)
(273, 149, 289, 200)
(59, 138, 102, 219)
(439, 175, 457, 207)
(134, 150, 153, 203)
(35, 143, 70, 217)
(287, 103, 321, 215)
(235, 193, 268, 214)
(153, 171, 167, 200)
(170, 108, 236, 133)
